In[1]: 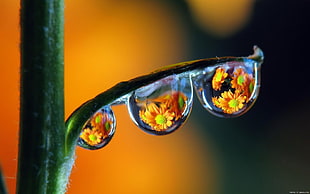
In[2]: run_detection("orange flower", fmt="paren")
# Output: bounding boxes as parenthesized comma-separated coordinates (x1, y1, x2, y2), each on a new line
(80, 128, 103, 146)
(231, 68, 254, 100)
(242, 79, 255, 101)
(231, 68, 246, 89)
(139, 102, 175, 131)
(138, 91, 188, 130)
(167, 92, 187, 120)
(212, 68, 228, 90)
(212, 90, 246, 114)
(212, 97, 221, 108)
(152, 93, 172, 103)
(90, 112, 112, 136)
(79, 111, 114, 146)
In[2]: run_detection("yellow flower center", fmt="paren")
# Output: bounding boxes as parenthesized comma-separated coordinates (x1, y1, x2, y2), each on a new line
(95, 115, 101, 124)
(228, 99, 239, 108)
(249, 82, 254, 93)
(89, 134, 97, 141)
(178, 95, 185, 109)
(104, 122, 110, 131)
(155, 114, 167, 125)
(215, 72, 223, 82)
(237, 75, 245, 85)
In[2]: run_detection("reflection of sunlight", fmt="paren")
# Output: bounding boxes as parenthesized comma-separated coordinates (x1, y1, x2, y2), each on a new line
(186, 0, 255, 37)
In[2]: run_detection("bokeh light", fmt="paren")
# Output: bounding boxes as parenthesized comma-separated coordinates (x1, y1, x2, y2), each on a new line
(186, 0, 255, 37)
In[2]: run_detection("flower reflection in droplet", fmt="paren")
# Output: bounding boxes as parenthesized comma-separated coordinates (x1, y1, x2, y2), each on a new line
(192, 59, 261, 117)
(128, 73, 193, 135)
(78, 106, 116, 150)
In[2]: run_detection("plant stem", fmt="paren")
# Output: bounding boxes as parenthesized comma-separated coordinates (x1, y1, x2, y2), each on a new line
(66, 46, 263, 150)
(17, 0, 73, 193)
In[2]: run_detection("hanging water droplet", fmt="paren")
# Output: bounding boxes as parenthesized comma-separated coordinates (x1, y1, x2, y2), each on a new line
(77, 106, 116, 150)
(127, 73, 193, 135)
(192, 58, 262, 117)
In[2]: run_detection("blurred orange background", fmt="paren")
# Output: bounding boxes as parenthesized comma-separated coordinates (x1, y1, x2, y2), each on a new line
(2, 0, 310, 194)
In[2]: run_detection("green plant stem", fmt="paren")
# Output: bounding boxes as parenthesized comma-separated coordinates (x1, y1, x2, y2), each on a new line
(66, 46, 263, 150)
(17, 0, 73, 193)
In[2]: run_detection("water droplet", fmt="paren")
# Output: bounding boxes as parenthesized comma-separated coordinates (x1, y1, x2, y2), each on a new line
(77, 106, 116, 150)
(127, 73, 193, 135)
(192, 59, 261, 117)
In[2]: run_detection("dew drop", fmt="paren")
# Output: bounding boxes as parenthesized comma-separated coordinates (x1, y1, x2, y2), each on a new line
(77, 106, 116, 150)
(127, 73, 193, 135)
(192, 59, 261, 117)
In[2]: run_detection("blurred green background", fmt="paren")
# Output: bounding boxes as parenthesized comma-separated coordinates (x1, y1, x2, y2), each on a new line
(1, 0, 309, 193)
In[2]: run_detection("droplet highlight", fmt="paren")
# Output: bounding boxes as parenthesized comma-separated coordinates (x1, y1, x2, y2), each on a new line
(128, 73, 193, 135)
(192, 59, 261, 117)
(77, 106, 116, 150)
